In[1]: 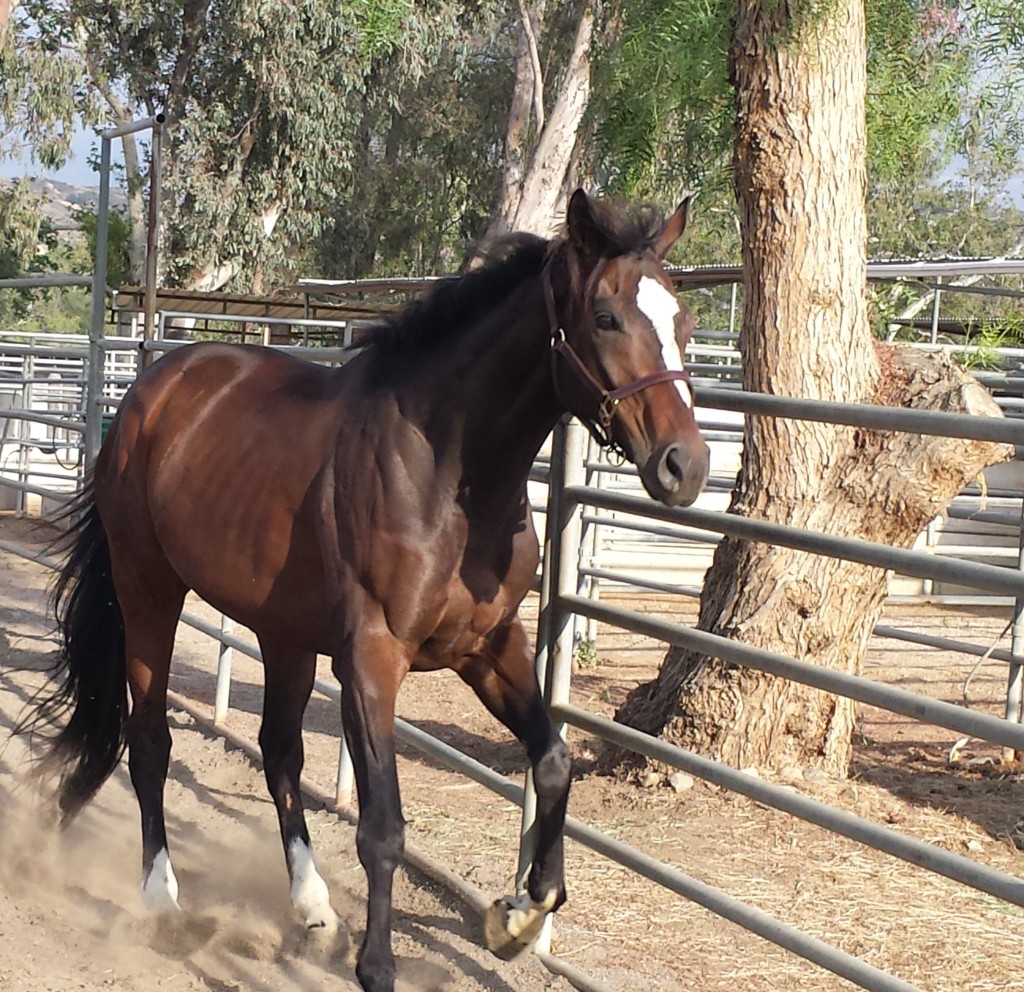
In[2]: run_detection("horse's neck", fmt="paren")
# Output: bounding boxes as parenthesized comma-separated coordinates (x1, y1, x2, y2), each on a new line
(466, 278, 561, 460)
(432, 278, 561, 497)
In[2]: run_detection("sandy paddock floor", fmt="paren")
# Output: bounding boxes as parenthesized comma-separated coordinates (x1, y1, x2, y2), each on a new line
(0, 514, 1022, 992)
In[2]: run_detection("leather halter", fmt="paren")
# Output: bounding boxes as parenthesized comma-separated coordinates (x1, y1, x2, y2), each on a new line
(542, 262, 693, 451)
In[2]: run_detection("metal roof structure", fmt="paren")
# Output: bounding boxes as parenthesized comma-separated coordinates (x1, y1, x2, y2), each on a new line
(103, 257, 1024, 334)
(295, 257, 1024, 297)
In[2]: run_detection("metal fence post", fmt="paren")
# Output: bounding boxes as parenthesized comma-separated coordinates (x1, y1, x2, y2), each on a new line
(214, 614, 235, 724)
(581, 433, 601, 649)
(1004, 497, 1024, 762)
(550, 420, 587, 710)
(86, 115, 165, 466)
(929, 278, 942, 345)
(727, 281, 738, 337)
(921, 281, 945, 597)
(517, 418, 568, 896)
(85, 136, 112, 468)
(336, 717, 354, 808)
(15, 353, 32, 514)
(517, 417, 586, 955)
(141, 118, 163, 368)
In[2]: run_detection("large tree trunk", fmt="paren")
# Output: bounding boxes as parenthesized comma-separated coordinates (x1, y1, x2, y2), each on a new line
(0, 0, 14, 41)
(483, 2, 593, 240)
(614, 0, 1013, 777)
(488, 2, 546, 240)
(120, 133, 148, 284)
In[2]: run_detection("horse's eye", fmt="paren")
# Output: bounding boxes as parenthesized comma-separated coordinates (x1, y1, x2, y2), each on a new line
(595, 311, 620, 332)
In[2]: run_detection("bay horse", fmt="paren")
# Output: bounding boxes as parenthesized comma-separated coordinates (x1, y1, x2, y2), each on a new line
(26, 189, 709, 992)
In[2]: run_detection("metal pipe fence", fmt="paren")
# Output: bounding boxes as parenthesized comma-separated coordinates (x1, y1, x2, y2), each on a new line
(177, 395, 1024, 992)
(153, 309, 355, 349)
(4, 374, 1023, 992)
(522, 414, 1024, 992)
(4, 258, 1024, 990)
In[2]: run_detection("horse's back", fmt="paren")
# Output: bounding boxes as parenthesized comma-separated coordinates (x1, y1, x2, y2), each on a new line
(95, 343, 346, 640)
(101, 341, 343, 494)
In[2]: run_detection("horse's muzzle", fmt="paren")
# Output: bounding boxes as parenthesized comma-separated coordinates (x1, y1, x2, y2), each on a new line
(640, 440, 710, 507)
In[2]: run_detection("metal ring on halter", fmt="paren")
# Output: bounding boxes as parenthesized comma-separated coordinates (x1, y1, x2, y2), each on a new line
(598, 395, 619, 431)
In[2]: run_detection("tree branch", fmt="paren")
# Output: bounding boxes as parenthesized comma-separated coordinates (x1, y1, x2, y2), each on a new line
(74, 27, 149, 282)
(517, 0, 545, 131)
(479, 2, 547, 245)
(166, 0, 212, 122)
(512, 1, 593, 235)
(0, 0, 16, 44)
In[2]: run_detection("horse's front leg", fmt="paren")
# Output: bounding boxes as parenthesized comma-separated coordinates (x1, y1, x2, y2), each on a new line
(333, 632, 408, 992)
(256, 634, 342, 945)
(454, 619, 571, 959)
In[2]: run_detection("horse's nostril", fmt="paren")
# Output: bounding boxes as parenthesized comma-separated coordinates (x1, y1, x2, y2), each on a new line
(658, 444, 685, 489)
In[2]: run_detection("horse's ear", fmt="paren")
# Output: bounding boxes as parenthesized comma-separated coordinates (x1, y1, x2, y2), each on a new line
(566, 188, 606, 256)
(652, 196, 692, 260)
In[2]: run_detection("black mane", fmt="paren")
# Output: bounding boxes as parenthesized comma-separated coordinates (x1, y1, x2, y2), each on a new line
(360, 234, 550, 357)
(583, 198, 666, 257)
(356, 198, 666, 363)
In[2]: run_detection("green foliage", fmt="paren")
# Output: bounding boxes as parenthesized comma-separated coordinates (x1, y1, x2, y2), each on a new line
(0, 182, 54, 272)
(0, 181, 60, 324)
(596, 0, 1024, 265)
(952, 323, 1017, 371)
(11, 288, 92, 334)
(0, 3, 101, 170)
(2, 0, 1022, 293)
(865, 0, 966, 186)
(573, 636, 599, 670)
(1, 0, 502, 291)
(75, 209, 133, 290)
(355, 0, 416, 58)
(315, 12, 518, 278)
(869, 182, 1024, 260)
(591, 0, 734, 204)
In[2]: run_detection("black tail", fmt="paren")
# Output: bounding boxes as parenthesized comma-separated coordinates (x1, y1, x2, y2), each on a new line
(18, 482, 127, 824)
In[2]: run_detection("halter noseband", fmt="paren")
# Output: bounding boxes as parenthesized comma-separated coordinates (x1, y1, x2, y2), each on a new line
(542, 263, 692, 452)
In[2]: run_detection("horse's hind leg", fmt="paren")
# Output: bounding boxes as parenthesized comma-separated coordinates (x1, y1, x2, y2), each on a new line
(454, 619, 571, 959)
(113, 560, 188, 914)
(256, 635, 340, 939)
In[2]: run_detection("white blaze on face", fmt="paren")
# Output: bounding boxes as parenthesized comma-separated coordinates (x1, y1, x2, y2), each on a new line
(635, 276, 693, 408)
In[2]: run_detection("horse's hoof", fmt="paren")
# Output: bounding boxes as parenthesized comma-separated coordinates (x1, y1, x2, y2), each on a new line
(148, 911, 217, 956)
(483, 894, 548, 961)
(301, 916, 349, 960)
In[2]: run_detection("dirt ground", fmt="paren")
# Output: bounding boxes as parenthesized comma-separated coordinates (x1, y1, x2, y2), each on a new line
(1, 513, 1023, 992)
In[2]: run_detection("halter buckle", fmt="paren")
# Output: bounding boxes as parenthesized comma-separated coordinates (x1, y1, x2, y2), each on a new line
(599, 395, 619, 431)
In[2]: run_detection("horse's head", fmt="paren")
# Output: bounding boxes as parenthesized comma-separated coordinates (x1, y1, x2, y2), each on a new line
(548, 189, 710, 507)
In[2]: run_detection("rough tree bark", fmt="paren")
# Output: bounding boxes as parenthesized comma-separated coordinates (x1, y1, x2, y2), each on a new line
(614, 0, 1013, 777)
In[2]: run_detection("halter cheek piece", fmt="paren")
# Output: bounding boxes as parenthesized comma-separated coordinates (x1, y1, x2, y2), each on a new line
(542, 264, 693, 453)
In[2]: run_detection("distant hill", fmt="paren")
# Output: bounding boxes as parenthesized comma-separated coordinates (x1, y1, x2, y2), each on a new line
(0, 176, 127, 231)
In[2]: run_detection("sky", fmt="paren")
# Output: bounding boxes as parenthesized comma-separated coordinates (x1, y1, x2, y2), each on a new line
(0, 127, 124, 186)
